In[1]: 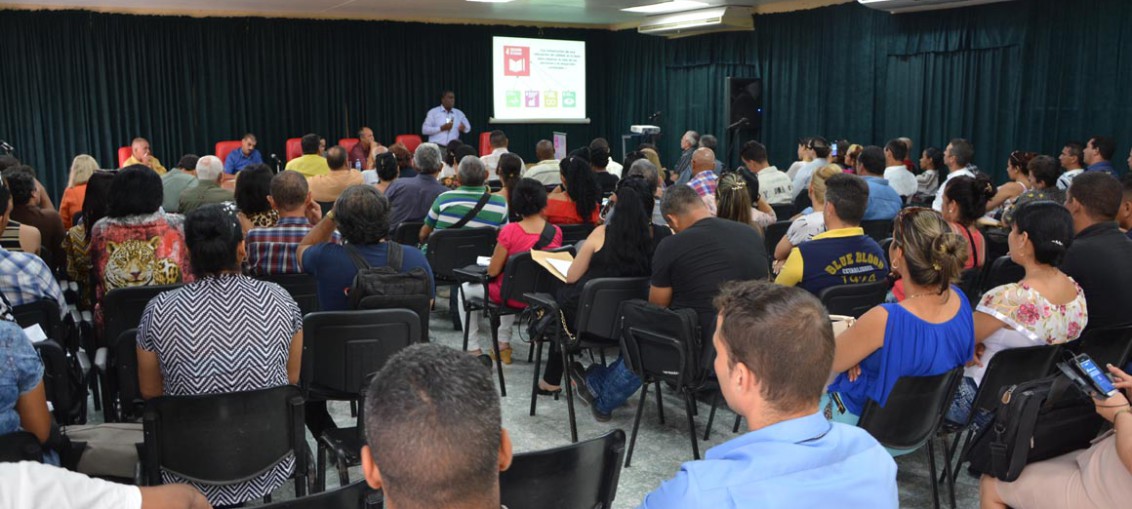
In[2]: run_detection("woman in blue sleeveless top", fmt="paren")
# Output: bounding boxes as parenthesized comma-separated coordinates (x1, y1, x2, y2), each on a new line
(824, 207, 975, 434)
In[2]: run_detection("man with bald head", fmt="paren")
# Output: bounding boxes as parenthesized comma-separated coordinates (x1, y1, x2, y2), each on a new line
(686, 147, 719, 198)
(523, 139, 561, 186)
(246, 170, 338, 275)
(122, 137, 168, 175)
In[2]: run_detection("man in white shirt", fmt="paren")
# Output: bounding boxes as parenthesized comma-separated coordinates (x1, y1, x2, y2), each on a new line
(883, 139, 918, 198)
(479, 130, 511, 174)
(523, 139, 561, 186)
(740, 140, 792, 205)
(791, 137, 830, 201)
(0, 461, 211, 509)
(932, 138, 976, 211)
(1057, 141, 1086, 190)
(421, 90, 470, 145)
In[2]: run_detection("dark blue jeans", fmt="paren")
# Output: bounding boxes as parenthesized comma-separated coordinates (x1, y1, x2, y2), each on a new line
(583, 356, 642, 416)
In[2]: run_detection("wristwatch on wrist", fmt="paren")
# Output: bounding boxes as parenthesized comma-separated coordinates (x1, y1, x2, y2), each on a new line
(325, 210, 335, 221)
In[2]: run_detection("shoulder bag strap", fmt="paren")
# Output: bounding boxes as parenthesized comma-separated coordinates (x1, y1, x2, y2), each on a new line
(449, 192, 493, 230)
(533, 222, 556, 250)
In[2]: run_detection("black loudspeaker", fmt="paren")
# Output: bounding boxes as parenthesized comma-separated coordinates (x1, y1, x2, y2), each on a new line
(727, 77, 762, 131)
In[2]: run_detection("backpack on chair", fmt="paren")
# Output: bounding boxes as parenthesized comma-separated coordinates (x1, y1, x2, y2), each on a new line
(345, 243, 432, 341)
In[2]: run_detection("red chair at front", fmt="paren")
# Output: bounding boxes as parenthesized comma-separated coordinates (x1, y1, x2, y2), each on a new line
(285, 138, 303, 162)
(395, 135, 422, 154)
(117, 146, 131, 168)
(479, 132, 492, 156)
(338, 138, 360, 154)
(214, 141, 242, 165)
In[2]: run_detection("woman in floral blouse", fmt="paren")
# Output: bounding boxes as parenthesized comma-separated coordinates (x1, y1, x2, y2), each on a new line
(947, 200, 1087, 429)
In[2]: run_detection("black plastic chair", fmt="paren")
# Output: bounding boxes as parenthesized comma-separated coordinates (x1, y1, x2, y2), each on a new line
(317, 201, 334, 216)
(763, 220, 792, 266)
(957, 267, 982, 305)
(142, 385, 310, 501)
(860, 219, 894, 243)
(880, 237, 894, 268)
(392, 221, 425, 246)
(302, 309, 419, 490)
(524, 277, 650, 441)
(558, 223, 595, 246)
(34, 339, 88, 425)
(257, 274, 321, 317)
(0, 431, 44, 463)
(770, 203, 796, 221)
(12, 298, 74, 352)
(818, 280, 889, 318)
(1072, 326, 1132, 369)
(857, 368, 963, 509)
(259, 480, 377, 509)
(500, 429, 626, 509)
(425, 226, 498, 330)
(979, 255, 1023, 295)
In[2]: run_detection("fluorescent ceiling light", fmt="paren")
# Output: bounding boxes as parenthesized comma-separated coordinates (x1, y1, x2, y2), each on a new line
(622, 1, 709, 14)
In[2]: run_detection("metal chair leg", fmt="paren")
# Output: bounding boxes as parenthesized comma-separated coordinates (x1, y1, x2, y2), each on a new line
(489, 311, 506, 397)
(625, 381, 650, 468)
(316, 440, 327, 492)
(926, 437, 941, 509)
(529, 339, 544, 417)
(655, 381, 665, 425)
(732, 413, 742, 433)
(336, 456, 350, 487)
(704, 391, 719, 441)
(683, 390, 701, 460)
(562, 349, 578, 443)
(941, 436, 957, 509)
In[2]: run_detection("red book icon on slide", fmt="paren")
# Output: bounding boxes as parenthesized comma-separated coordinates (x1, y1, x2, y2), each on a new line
(503, 46, 530, 77)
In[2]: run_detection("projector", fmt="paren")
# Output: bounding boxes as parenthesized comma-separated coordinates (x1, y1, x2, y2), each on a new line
(630, 125, 661, 135)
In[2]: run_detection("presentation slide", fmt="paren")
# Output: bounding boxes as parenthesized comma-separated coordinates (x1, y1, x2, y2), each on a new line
(492, 36, 587, 123)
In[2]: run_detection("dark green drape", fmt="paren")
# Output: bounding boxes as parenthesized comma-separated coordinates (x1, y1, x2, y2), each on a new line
(3, 0, 1132, 200)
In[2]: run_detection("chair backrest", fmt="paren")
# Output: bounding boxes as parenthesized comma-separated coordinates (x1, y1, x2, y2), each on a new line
(143, 385, 306, 486)
(393, 221, 425, 246)
(500, 429, 626, 509)
(117, 146, 131, 167)
(763, 220, 792, 259)
(113, 328, 144, 421)
(957, 267, 982, 306)
(285, 138, 303, 161)
(395, 134, 422, 154)
(34, 339, 85, 425)
(979, 255, 1024, 295)
(478, 132, 492, 156)
(770, 204, 795, 221)
(618, 299, 704, 387)
(575, 277, 650, 341)
(498, 251, 568, 307)
(103, 284, 183, 347)
(214, 140, 242, 163)
(558, 223, 594, 246)
(338, 138, 360, 155)
(860, 219, 894, 243)
(12, 298, 67, 350)
(972, 343, 1063, 417)
(425, 227, 497, 281)
(257, 274, 320, 317)
(259, 480, 374, 509)
(818, 280, 889, 318)
(879, 237, 894, 268)
(983, 228, 1009, 266)
(0, 431, 43, 463)
(858, 368, 963, 450)
(1073, 326, 1132, 371)
(301, 310, 419, 395)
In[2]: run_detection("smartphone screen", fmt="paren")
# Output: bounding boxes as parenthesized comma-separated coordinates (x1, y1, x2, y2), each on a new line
(831, 143, 839, 157)
(1078, 355, 1119, 397)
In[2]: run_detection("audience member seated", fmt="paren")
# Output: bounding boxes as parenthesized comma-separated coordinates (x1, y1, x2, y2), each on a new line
(246, 171, 335, 276)
(546, 155, 601, 225)
(0, 183, 65, 314)
(222, 133, 263, 176)
(0, 213, 41, 255)
(419, 156, 508, 245)
(932, 138, 976, 212)
(284, 133, 330, 178)
(641, 281, 898, 508)
(913, 147, 945, 201)
(389, 142, 418, 179)
(1056, 141, 1086, 190)
(979, 363, 1132, 509)
(0, 156, 53, 213)
(741, 140, 793, 206)
(64, 171, 114, 310)
(854, 146, 902, 221)
(791, 137, 831, 201)
(623, 158, 667, 227)
(365, 152, 399, 195)
(1120, 174, 1132, 239)
(523, 139, 561, 186)
(1004, 155, 1065, 225)
(774, 165, 842, 264)
(458, 178, 562, 364)
(686, 148, 719, 199)
(361, 343, 512, 509)
(776, 174, 886, 296)
(539, 177, 668, 394)
(824, 207, 974, 436)
(573, 185, 768, 421)
(670, 130, 699, 186)
(785, 137, 812, 180)
(161, 155, 199, 214)
(384, 142, 449, 230)
(91, 166, 192, 328)
(946, 201, 1085, 431)
(708, 171, 777, 231)
(438, 139, 463, 180)
(1061, 171, 1132, 333)
(0, 299, 57, 464)
(480, 130, 515, 175)
(883, 139, 917, 198)
(985, 150, 1036, 218)
(308, 146, 364, 203)
(1083, 135, 1117, 176)
(137, 203, 302, 507)
(59, 154, 98, 229)
(179, 156, 234, 214)
(121, 137, 167, 175)
(347, 127, 384, 171)
(0, 461, 211, 509)
(4, 165, 65, 272)
(494, 153, 523, 219)
(233, 163, 278, 231)
(589, 140, 619, 194)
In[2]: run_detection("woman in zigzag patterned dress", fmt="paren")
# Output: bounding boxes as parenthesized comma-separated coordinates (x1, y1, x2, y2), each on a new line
(136, 203, 304, 507)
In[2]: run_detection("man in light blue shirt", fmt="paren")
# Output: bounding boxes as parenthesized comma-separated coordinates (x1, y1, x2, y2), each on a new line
(790, 136, 830, 201)
(640, 281, 897, 509)
(422, 90, 471, 145)
(855, 146, 903, 221)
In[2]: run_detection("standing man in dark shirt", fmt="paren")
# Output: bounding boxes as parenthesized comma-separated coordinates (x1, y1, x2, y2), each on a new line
(2, 165, 65, 273)
(1060, 172, 1132, 333)
(572, 184, 768, 421)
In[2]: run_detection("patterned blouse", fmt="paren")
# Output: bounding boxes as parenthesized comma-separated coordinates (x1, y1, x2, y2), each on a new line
(62, 224, 92, 309)
(966, 279, 1088, 384)
(138, 274, 302, 505)
(245, 209, 279, 229)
